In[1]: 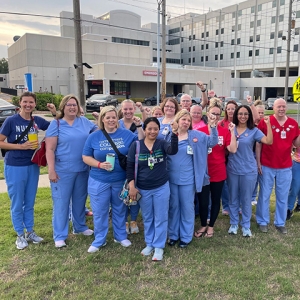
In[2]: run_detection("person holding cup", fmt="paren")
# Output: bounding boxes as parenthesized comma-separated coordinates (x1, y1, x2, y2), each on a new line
(0, 92, 50, 250)
(82, 106, 142, 253)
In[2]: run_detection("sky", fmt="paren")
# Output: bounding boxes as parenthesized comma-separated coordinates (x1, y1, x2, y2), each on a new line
(0, 0, 239, 59)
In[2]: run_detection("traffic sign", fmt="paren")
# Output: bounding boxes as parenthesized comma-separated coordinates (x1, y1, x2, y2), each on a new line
(293, 76, 300, 94)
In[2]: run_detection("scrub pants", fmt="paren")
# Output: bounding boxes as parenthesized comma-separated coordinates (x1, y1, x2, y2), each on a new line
(256, 166, 292, 227)
(126, 202, 140, 221)
(227, 172, 257, 229)
(139, 181, 170, 249)
(51, 171, 89, 242)
(221, 180, 230, 212)
(169, 183, 195, 243)
(252, 175, 259, 201)
(5, 164, 40, 236)
(287, 161, 300, 211)
(88, 177, 127, 248)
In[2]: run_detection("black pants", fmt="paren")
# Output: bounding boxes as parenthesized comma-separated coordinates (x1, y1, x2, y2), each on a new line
(197, 181, 225, 227)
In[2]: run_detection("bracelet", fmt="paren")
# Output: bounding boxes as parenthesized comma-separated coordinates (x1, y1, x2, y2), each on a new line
(136, 124, 142, 128)
(201, 89, 206, 93)
(97, 162, 101, 169)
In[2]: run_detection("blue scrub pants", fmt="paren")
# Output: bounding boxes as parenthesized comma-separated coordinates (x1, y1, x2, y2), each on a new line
(256, 166, 292, 227)
(169, 183, 195, 243)
(287, 161, 300, 211)
(252, 175, 259, 201)
(88, 177, 127, 248)
(51, 171, 89, 242)
(227, 172, 257, 229)
(125, 202, 140, 221)
(221, 180, 230, 211)
(5, 164, 40, 236)
(139, 181, 170, 249)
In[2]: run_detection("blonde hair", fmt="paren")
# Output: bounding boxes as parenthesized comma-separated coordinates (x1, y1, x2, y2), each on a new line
(121, 99, 135, 109)
(98, 106, 119, 130)
(254, 100, 265, 110)
(58, 94, 81, 119)
(152, 106, 162, 114)
(174, 109, 192, 130)
(207, 97, 222, 112)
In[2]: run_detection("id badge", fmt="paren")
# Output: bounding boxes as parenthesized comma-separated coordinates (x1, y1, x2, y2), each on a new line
(208, 147, 212, 154)
(237, 141, 239, 148)
(187, 145, 193, 155)
(148, 156, 155, 169)
(162, 127, 169, 136)
(218, 136, 224, 146)
(281, 130, 286, 139)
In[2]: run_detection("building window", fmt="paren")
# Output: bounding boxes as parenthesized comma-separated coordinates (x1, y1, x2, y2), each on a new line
(201, 45, 204, 50)
(181, 37, 184, 42)
(251, 6, 255, 13)
(238, 24, 241, 30)
(272, 0, 276, 7)
(256, 35, 260, 41)
(269, 48, 274, 54)
(271, 16, 276, 24)
(238, 10, 242, 17)
(193, 57, 195, 63)
(189, 35, 191, 40)
(250, 21, 254, 28)
(201, 56, 204, 62)
(294, 44, 298, 52)
(257, 20, 261, 26)
(232, 12, 236, 18)
(181, 48, 183, 53)
(0, 77, 3, 82)
(297, 11, 300, 18)
(295, 28, 300, 35)
(237, 38, 241, 45)
(188, 58, 191, 63)
(231, 53, 234, 58)
(232, 25, 235, 32)
(201, 32, 204, 38)
(237, 52, 240, 58)
(193, 34, 195, 40)
(206, 44, 209, 49)
(231, 39, 235, 45)
(215, 42, 218, 48)
(249, 36, 253, 42)
(220, 54, 223, 60)
(280, 0, 285, 5)
(168, 38, 180, 45)
(215, 55, 218, 60)
(249, 50, 252, 57)
(220, 41, 224, 47)
(112, 37, 149, 46)
(189, 47, 191, 52)
(169, 27, 180, 34)
(206, 56, 208, 61)
(216, 29, 219, 35)
(277, 46, 282, 53)
(255, 49, 259, 56)
(181, 59, 183, 64)
(278, 30, 283, 38)
(258, 4, 262, 11)
(193, 46, 195, 51)
(279, 15, 284, 22)
(221, 28, 224, 34)
(270, 32, 275, 39)
(206, 31, 209, 37)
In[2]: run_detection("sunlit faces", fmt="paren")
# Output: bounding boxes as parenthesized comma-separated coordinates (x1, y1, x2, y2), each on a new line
(208, 106, 222, 121)
(180, 95, 192, 110)
(163, 100, 176, 117)
(226, 103, 237, 120)
(144, 121, 159, 140)
(237, 107, 249, 124)
(121, 102, 135, 119)
(152, 108, 163, 118)
(256, 107, 265, 120)
(102, 111, 118, 130)
(64, 98, 78, 117)
(190, 105, 203, 122)
(273, 99, 287, 117)
(178, 114, 192, 131)
(19, 96, 36, 113)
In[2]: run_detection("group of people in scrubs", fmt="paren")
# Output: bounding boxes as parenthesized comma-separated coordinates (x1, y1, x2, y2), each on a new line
(2, 88, 300, 261)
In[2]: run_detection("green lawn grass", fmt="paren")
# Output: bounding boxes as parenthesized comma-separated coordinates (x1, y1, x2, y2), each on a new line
(1, 187, 300, 299)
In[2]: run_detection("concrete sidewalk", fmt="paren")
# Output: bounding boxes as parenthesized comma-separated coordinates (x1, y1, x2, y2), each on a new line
(0, 174, 50, 193)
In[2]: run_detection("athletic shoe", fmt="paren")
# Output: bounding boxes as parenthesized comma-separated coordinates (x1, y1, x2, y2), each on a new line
(242, 227, 252, 237)
(87, 243, 107, 253)
(126, 222, 130, 234)
(114, 239, 132, 247)
(141, 246, 154, 256)
(286, 209, 293, 221)
(179, 241, 189, 248)
(55, 240, 67, 248)
(275, 226, 287, 234)
(251, 200, 257, 206)
(16, 234, 28, 250)
(258, 225, 268, 233)
(25, 231, 44, 244)
(152, 248, 164, 261)
(130, 221, 139, 234)
(228, 225, 238, 235)
(74, 229, 94, 236)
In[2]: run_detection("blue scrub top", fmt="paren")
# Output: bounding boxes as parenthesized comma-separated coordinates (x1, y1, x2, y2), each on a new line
(157, 117, 172, 141)
(167, 139, 194, 185)
(227, 127, 264, 175)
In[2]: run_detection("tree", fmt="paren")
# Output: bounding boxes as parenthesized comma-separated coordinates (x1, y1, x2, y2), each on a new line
(0, 58, 9, 74)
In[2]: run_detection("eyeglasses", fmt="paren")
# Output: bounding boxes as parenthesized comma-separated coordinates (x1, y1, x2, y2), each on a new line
(165, 105, 175, 109)
(66, 103, 78, 107)
(238, 113, 249, 116)
(210, 113, 221, 117)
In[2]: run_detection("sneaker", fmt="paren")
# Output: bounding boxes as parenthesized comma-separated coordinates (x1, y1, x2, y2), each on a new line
(25, 231, 44, 244)
(228, 225, 238, 235)
(275, 226, 287, 234)
(114, 239, 132, 247)
(16, 234, 28, 250)
(55, 240, 67, 248)
(141, 246, 154, 256)
(87, 243, 107, 253)
(130, 221, 139, 234)
(126, 222, 130, 235)
(286, 209, 293, 221)
(179, 241, 189, 248)
(295, 205, 300, 212)
(152, 248, 164, 261)
(222, 210, 229, 216)
(74, 229, 94, 236)
(251, 200, 257, 206)
(258, 225, 268, 233)
(242, 227, 252, 237)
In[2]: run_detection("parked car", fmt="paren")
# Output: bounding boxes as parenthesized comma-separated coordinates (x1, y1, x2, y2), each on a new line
(0, 98, 19, 126)
(143, 94, 174, 106)
(222, 97, 242, 110)
(277, 95, 293, 102)
(86, 94, 118, 111)
(176, 93, 201, 105)
(265, 98, 276, 110)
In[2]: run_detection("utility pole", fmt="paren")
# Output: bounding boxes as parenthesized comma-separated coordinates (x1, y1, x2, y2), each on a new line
(284, 0, 293, 101)
(161, 0, 167, 101)
(73, 0, 85, 110)
(156, 0, 163, 106)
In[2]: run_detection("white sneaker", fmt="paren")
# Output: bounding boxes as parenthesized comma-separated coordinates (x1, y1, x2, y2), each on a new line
(141, 246, 154, 256)
(55, 240, 67, 248)
(74, 229, 94, 236)
(16, 234, 28, 250)
(25, 231, 44, 244)
(87, 243, 106, 253)
(152, 248, 164, 261)
(114, 239, 132, 247)
(251, 200, 257, 206)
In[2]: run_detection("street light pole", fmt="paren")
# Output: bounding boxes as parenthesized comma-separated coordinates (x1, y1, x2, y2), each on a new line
(161, 0, 167, 102)
(157, 0, 162, 106)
